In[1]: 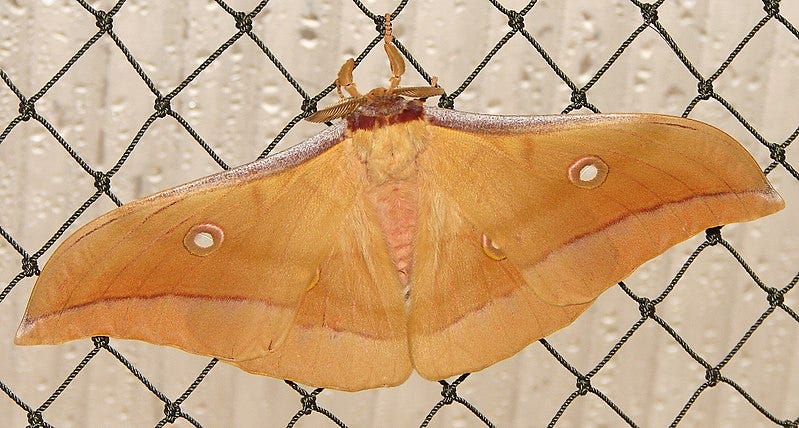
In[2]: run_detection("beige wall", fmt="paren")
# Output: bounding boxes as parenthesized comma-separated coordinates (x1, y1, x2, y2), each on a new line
(1, 0, 797, 426)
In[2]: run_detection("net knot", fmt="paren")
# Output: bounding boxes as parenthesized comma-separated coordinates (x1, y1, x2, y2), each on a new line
(154, 97, 172, 118)
(18, 98, 35, 121)
(763, 0, 780, 17)
(91, 336, 110, 348)
(767, 287, 785, 307)
(95, 10, 113, 32)
(301, 98, 318, 115)
(234, 12, 253, 33)
(93, 170, 111, 192)
(570, 89, 587, 109)
(638, 298, 656, 318)
(374, 15, 386, 34)
(440, 383, 457, 404)
(163, 401, 180, 423)
(705, 226, 722, 245)
(705, 367, 721, 387)
(27, 410, 45, 427)
(438, 96, 455, 109)
(576, 375, 591, 395)
(697, 80, 714, 100)
(770, 146, 786, 163)
(21, 257, 40, 277)
(300, 394, 317, 415)
(639, 3, 659, 24)
(507, 11, 525, 31)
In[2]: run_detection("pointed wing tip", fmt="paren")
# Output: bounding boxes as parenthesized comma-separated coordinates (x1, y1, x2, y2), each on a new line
(13, 321, 35, 345)
(12, 317, 70, 346)
(13, 315, 89, 346)
(733, 185, 785, 222)
(764, 187, 786, 211)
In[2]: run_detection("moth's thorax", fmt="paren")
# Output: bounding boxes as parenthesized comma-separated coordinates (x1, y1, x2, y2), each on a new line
(350, 110, 428, 184)
(347, 97, 429, 288)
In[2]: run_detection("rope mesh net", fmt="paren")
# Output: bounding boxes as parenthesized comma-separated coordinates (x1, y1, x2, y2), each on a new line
(0, 0, 797, 426)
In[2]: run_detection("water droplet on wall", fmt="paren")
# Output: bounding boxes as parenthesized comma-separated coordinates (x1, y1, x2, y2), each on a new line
(300, 14, 320, 49)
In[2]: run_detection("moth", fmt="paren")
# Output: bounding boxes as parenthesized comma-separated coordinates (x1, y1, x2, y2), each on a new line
(16, 16, 784, 392)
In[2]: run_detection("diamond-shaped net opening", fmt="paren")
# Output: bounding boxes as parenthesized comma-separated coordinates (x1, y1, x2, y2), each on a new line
(0, 0, 797, 427)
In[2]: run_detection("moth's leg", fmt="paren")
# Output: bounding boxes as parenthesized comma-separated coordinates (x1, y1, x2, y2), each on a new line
(383, 14, 405, 91)
(336, 58, 361, 99)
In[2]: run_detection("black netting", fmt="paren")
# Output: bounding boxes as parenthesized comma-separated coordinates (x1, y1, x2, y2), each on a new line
(1, 0, 797, 426)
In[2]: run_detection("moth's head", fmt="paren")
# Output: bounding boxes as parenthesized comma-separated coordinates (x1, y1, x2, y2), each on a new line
(305, 14, 444, 124)
(343, 95, 425, 131)
(305, 85, 443, 124)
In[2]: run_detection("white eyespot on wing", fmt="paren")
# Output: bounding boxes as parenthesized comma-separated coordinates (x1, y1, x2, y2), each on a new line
(568, 155, 608, 189)
(184, 224, 224, 256)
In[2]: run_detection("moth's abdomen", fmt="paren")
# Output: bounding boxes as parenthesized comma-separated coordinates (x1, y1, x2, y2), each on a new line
(366, 180, 419, 288)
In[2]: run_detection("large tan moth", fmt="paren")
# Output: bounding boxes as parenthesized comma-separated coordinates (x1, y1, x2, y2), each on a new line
(16, 15, 783, 392)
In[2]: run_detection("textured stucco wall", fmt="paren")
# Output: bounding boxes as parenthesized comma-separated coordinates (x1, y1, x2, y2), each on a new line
(0, 0, 797, 427)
